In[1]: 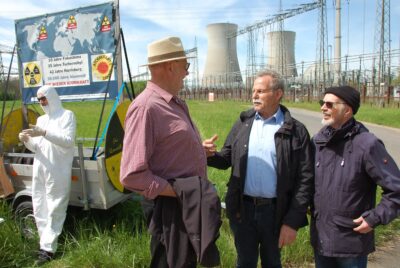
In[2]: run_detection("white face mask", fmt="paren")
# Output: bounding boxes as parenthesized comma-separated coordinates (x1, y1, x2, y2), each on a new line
(41, 104, 50, 114)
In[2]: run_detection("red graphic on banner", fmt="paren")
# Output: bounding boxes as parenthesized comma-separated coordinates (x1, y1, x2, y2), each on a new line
(100, 16, 111, 32)
(67, 15, 77, 29)
(38, 26, 48, 40)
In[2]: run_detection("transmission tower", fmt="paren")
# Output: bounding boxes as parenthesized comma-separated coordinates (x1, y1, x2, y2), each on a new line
(0, 44, 17, 81)
(191, 38, 200, 91)
(246, 30, 257, 80)
(374, 0, 391, 96)
(0, 51, 5, 84)
(276, 0, 284, 76)
(184, 46, 199, 91)
(315, 0, 328, 94)
(228, 0, 323, 84)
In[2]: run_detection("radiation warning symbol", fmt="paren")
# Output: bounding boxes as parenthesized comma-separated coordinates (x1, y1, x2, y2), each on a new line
(23, 62, 43, 87)
(67, 15, 77, 29)
(92, 54, 113, 81)
(100, 15, 111, 32)
(104, 100, 131, 193)
(38, 26, 47, 40)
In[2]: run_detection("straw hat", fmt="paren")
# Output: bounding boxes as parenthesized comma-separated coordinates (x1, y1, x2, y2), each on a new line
(142, 36, 193, 66)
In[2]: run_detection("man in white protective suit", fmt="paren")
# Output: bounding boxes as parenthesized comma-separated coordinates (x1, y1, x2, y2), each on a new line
(18, 85, 76, 264)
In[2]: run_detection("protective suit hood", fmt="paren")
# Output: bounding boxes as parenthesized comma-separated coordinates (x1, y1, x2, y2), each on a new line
(37, 85, 63, 116)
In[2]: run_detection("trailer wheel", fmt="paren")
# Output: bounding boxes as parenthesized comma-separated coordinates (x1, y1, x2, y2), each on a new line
(15, 200, 38, 241)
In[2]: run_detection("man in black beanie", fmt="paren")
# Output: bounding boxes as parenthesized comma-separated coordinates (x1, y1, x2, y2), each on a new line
(311, 86, 400, 268)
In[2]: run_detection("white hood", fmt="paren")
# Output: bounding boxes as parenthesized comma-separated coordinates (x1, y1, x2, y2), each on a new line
(37, 85, 63, 116)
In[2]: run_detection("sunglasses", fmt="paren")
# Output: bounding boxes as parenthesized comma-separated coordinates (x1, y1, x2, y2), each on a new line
(319, 100, 346, 109)
(175, 60, 190, 71)
(37, 96, 47, 102)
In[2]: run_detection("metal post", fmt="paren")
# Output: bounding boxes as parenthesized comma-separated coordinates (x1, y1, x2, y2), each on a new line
(78, 142, 90, 211)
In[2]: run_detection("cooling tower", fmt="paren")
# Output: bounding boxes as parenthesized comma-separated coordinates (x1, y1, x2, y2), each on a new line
(267, 31, 297, 77)
(202, 23, 242, 88)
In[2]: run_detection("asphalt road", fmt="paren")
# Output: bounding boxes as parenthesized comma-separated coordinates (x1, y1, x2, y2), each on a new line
(290, 107, 400, 268)
(290, 108, 400, 165)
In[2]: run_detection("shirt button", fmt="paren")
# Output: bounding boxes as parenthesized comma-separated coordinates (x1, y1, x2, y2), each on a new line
(244, 144, 247, 148)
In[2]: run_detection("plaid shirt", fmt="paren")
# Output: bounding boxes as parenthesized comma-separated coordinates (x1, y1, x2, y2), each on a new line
(120, 81, 207, 199)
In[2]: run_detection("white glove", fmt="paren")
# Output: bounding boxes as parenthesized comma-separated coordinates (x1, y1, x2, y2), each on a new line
(18, 132, 29, 143)
(22, 124, 46, 137)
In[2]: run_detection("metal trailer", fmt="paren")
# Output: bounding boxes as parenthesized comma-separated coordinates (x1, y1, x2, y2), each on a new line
(0, 142, 133, 236)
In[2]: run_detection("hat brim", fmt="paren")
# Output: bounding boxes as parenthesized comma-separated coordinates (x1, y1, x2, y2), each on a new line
(140, 55, 196, 67)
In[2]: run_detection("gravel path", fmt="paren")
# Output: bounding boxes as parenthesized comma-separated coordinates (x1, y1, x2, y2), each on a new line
(368, 235, 400, 268)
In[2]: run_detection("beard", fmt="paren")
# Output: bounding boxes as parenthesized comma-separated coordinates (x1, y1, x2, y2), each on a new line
(321, 106, 347, 128)
(321, 117, 334, 126)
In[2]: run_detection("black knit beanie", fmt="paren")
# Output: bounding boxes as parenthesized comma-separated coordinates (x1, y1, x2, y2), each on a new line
(324, 86, 360, 115)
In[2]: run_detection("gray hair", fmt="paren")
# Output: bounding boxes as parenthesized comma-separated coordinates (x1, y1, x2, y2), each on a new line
(255, 69, 285, 92)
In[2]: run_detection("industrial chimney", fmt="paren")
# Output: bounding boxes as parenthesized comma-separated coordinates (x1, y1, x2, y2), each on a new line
(267, 31, 297, 77)
(202, 23, 242, 89)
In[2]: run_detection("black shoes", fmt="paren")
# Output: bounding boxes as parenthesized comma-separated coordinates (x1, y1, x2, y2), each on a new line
(35, 249, 54, 266)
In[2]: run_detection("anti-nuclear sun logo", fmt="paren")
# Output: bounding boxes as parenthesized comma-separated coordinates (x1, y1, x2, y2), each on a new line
(92, 54, 113, 81)
(24, 63, 42, 86)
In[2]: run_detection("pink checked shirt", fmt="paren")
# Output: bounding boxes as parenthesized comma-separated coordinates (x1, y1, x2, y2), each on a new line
(120, 81, 207, 199)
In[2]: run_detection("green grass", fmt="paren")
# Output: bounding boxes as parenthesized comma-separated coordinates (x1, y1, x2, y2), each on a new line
(1, 99, 399, 267)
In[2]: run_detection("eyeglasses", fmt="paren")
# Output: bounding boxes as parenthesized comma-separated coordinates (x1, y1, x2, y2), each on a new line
(175, 60, 190, 71)
(37, 96, 47, 102)
(319, 100, 346, 109)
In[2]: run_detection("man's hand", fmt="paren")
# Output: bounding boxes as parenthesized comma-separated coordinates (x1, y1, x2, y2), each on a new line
(18, 132, 29, 143)
(279, 224, 297, 248)
(22, 124, 46, 137)
(202, 134, 218, 157)
(159, 183, 177, 197)
(353, 216, 373, 233)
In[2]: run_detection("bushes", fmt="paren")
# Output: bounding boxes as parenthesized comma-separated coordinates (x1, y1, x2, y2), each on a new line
(0, 91, 17, 101)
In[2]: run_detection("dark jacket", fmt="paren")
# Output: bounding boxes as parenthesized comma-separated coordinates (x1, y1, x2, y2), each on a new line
(149, 176, 221, 267)
(311, 118, 400, 257)
(207, 105, 314, 230)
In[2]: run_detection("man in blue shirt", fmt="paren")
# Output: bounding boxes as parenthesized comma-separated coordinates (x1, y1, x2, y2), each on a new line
(204, 70, 314, 268)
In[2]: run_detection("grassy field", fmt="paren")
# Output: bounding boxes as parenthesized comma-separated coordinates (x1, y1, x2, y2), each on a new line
(1, 99, 399, 267)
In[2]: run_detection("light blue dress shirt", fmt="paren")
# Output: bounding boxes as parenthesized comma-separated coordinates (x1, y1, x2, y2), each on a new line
(244, 108, 284, 198)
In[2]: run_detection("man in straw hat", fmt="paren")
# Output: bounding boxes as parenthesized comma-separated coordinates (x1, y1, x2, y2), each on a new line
(120, 36, 221, 268)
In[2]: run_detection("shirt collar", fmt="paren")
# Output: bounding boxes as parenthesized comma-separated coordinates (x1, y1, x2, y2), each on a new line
(147, 81, 175, 103)
(255, 107, 283, 124)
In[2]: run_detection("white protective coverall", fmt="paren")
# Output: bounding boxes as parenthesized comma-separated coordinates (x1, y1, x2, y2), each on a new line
(22, 85, 76, 253)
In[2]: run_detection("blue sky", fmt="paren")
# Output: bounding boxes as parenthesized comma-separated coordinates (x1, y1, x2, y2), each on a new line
(1, 0, 399, 79)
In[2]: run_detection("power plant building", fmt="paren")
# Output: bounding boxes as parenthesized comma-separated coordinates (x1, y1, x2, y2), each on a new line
(267, 31, 297, 77)
(202, 23, 243, 89)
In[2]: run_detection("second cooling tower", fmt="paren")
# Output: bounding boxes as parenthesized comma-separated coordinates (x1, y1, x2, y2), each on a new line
(202, 23, 242, 88)
(267, 31, 297, 77)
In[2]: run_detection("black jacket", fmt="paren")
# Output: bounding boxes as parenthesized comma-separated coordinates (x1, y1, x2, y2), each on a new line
(149, 176, 221, 267)
(311, 118, 400, 257)
(208, 105, 314, 230)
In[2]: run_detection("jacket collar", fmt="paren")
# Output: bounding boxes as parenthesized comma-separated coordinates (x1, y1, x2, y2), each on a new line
(240, 105, 294, 135)
(314, 118, 368, 146)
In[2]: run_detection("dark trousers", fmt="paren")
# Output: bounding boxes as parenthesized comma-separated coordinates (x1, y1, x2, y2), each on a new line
(229, 200, 282, 268)
(314, 252, 368, 268)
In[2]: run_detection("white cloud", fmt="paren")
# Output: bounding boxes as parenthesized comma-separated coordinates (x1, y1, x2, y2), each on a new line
(0, 0, 399, 79)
